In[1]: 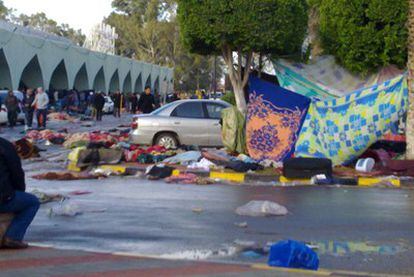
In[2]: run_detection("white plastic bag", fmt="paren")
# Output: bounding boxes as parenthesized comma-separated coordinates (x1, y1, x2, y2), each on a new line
(236, 200, 288, 217)
(48, 202, 82, 217)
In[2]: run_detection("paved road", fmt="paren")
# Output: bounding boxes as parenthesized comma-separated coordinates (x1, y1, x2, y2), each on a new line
(26, 176, 414, 275)
(2, 115, 414, 275)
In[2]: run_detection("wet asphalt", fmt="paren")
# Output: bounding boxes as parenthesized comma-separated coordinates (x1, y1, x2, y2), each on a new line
(2, 116, 414, 275)
(27, 177, 414, 275)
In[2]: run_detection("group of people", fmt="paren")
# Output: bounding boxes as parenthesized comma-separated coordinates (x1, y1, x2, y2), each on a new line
(3, 88, 49, 129)
(90, 86, 158, 121)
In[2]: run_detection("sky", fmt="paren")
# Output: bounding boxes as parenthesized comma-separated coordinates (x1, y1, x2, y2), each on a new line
(4, 0, 114, 34)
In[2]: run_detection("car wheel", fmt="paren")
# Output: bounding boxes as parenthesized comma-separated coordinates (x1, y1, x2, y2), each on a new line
(155, 133, 178, 149)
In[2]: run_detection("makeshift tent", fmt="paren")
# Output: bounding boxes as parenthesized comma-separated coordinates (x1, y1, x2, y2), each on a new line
(295, 75, 408, 165)
(274, 56, 404, 100)
(247, 75, 310, 162)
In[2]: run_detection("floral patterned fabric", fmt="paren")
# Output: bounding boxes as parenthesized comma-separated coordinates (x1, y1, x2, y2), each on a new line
(295, 75, 408, 165)
(247, 75, 311, 162)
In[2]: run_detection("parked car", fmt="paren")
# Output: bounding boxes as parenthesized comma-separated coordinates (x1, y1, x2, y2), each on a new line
(102, 96, 114, 114)
(0, 90, 25, 125)
(129, 99, 231, 148)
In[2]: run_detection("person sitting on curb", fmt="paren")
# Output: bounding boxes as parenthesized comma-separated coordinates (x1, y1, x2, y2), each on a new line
(0, 137, 40, 249)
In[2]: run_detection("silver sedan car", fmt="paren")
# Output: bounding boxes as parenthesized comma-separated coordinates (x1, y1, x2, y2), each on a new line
(129, 99, 231, 148)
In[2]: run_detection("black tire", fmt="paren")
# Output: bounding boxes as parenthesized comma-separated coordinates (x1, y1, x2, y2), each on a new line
(155, 133, 178, 149)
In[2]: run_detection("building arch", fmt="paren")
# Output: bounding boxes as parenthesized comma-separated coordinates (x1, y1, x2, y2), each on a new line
(134, 74, 143, 93)
(73, 63, 89, 91)
(109, 70, 120, 93)
(145, 75, 151, 90)
(153, 76, 160, 95)
(93, 67, 106, 92)
(122, 72, 132, 93)
(49, 60, 69, 91)
(19, 55, 43, 90)
(0, 49, 12, 90)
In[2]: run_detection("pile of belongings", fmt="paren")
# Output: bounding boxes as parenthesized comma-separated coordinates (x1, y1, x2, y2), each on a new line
(32, 171, 104, 181)
(48, 112, 76, 122)
(68, 146, 123, 168)
(13, 138, 40, 159)
(26, 129, 67, 145)
(63, 131, 125, 149)
(200, 149, 263, 173)
(165, 173, 215, 185)
(124, 145, 176, 164)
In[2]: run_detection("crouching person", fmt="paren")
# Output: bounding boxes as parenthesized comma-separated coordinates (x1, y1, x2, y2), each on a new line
(0, 137, 40, 249)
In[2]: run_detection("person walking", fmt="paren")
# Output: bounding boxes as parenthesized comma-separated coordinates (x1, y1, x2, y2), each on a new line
(112, 90, 122, 118)
(32, 87, 49, 129)
(130, 93, 138, 114)
(0, 137, 40, 249)
(93, 91, 105, 121)
(4, 90, 19, 128)
(23, 88, 35, 130)
(138, 86, 156, 114)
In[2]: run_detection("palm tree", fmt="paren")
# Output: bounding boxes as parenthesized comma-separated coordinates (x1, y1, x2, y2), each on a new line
(406, 0, 414, 159)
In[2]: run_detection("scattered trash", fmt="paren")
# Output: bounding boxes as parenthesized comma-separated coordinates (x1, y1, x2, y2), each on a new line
(236, 201, 288, 217)
(192, 208, 203, 214)
(31, 190, 66, 204)
(268, 240, 319, 270)
(48, 202, 82, 217)
(234, 222, 248, 228)
(234, 240, 256, 247)
(356, 158, 375, 173)
(145, 164, 174, 180)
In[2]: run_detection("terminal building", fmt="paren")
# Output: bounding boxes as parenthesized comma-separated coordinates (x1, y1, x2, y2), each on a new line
(0, 20, 174, 95)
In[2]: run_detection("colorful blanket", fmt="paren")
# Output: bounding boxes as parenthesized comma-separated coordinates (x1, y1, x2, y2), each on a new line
(294, 75, 408, 165)
(274, 56, 404, 100)
(247, 75, 311, 162)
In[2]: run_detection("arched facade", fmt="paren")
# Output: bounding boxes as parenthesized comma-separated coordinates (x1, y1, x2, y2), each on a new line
(0, 20, 173, 95)
(0, 49, 12, 89)
(19, 55, 43, 90)
(93, 67, 106, 92)
(73, 63, 89, 91)
(123, 72, 132, 93)
(49, 60, 69, 90)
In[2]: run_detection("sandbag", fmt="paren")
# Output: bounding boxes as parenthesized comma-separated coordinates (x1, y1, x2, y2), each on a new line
(283, 158, 332, 179)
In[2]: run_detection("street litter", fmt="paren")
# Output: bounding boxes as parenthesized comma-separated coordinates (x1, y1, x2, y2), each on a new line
(268, 240, 319, 270)
(32, 171, 102, 181)
(236, 201, 288, 217)
(192, 208, 203, 214)
(145, 164, 174, 180)
(30, 190, 66, 204)
(234, 222, 248, 228)
(48, 202, 82, 217)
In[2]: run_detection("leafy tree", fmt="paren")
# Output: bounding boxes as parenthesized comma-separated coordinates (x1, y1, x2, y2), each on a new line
(0, 0, 10, 20)
(11, 12, 85, 45)
(107, 0, 222, 92)
(317, 0, 408, 74)
(177, 0, 308, 114)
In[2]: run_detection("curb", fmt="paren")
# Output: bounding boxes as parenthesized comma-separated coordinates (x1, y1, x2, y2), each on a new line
(72, 164, 413, 188)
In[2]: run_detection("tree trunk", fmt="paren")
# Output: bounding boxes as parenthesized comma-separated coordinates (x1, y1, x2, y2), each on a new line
(221, 45, 253, 115)
(406, 0, 414, 159)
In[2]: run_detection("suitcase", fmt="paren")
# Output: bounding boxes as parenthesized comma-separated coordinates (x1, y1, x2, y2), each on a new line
(283, 158, 332, 179)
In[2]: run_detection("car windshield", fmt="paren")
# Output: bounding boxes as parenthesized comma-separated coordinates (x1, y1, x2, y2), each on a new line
(151, 102, 176, 115)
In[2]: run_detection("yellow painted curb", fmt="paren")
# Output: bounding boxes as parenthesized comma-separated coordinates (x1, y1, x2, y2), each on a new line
(279, 176, 312, 185)
(210, 171, 245, 183)
(358, 177, 400, 187)
(251, 264, 331, 275)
